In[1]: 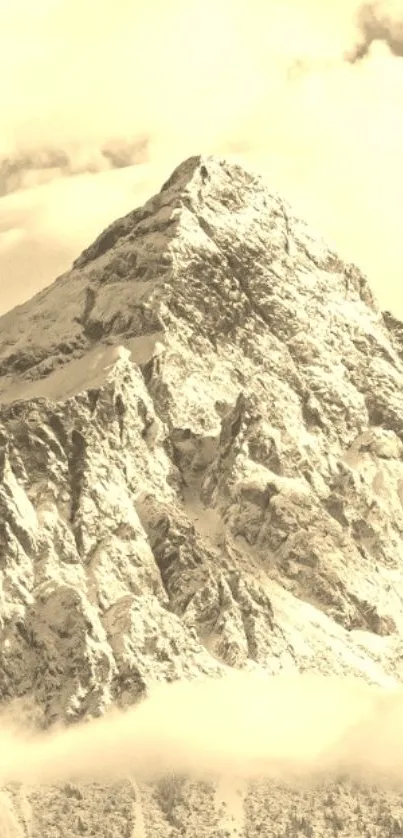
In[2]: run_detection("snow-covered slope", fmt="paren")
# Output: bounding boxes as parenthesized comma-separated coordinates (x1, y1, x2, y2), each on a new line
(2, 155, 403, 835)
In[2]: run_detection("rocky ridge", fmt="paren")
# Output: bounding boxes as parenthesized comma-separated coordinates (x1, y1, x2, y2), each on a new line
(2, 155, 403, 835)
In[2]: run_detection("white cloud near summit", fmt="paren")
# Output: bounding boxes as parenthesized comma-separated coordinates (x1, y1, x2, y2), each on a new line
(1, 0, 403, 316)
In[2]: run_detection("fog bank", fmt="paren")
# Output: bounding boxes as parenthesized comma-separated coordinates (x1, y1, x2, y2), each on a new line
(0, 672, 401, 789)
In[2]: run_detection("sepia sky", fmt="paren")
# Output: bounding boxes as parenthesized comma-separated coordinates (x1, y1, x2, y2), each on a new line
(1, 0, 403, 316)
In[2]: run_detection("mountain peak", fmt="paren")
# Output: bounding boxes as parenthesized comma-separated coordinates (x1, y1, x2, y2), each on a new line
(0, 154, 383, 405)
(159, 153, 213, 190)
(72, 153, 265, 272)
(159, 153, 261, 194)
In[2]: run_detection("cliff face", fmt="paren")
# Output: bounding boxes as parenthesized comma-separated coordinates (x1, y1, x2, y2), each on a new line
(2, 155, 403, 835)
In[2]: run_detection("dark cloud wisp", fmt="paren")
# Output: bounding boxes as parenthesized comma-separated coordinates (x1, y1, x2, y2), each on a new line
(346, 1, 403, 62)
(0, 138, 149, 198)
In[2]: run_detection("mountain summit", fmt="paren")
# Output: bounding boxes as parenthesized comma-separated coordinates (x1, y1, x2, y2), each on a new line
(2, 155, 403, 835)
(0, 154, 377, 397)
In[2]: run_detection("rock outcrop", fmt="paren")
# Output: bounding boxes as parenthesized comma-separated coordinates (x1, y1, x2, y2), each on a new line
(2, 155, 403, 834)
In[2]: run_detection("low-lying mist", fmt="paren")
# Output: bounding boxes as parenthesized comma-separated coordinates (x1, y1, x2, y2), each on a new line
(0, 671, 402, 790)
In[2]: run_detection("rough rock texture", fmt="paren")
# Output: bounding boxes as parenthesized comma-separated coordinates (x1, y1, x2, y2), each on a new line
(2, 155, 403, 833)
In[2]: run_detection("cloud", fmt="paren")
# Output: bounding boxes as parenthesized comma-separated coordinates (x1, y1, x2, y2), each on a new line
(346, 1, 403, 62)
(0, 139, 149, 198)
(0, 672, 403, 791)
(1, 0, 403, 318)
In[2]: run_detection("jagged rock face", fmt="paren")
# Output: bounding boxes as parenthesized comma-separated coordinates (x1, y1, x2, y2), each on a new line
(3, 155, 403, 834)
